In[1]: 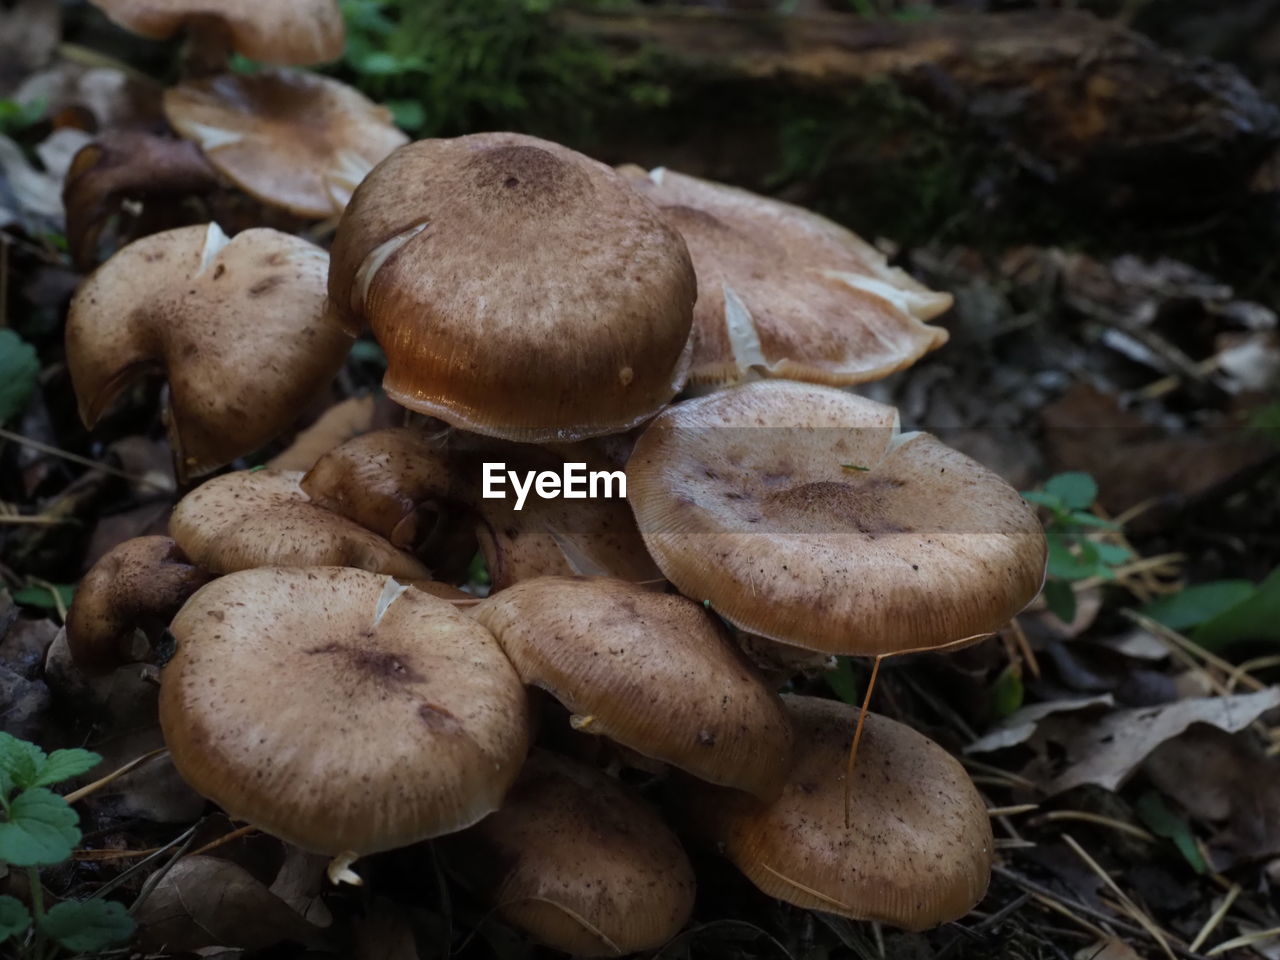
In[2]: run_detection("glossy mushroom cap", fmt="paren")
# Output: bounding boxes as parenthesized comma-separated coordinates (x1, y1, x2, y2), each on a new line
(87, 0, 345, 65)
(618, 166, 950, 386)
(473, 577, 793, 798)
(626, 380, 1047, 655)
(161, 567, 530, 855)
(169, 469, 428, 579)
(65, 223, 352, 481)
(686, 695, 992, 930)
(164, 70, 409, 219)
(328, 132, 696, 442)
(65, 536, 211, 674)
(447, 751, 695, 956)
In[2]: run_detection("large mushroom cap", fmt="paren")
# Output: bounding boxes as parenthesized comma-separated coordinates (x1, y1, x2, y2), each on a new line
(686, 695, 992, 930)
(65, 222, 352, 481)
(626, 380, 1047, 655)
(169, 469, 428, 579)
(164, 70, 409, 219)
(328, 132, 696, 442)
(473, 576, 793, 798)
(87, 0, 345, 65)
(447, 751, 695, 957)
(160, 566, 530, 855)
(618, 166, 950, 386)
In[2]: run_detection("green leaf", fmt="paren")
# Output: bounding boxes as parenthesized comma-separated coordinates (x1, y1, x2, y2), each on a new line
(30, 749, 100, 788)
(990, 664, 1024, 718)
(0, 732, 45, 790)
(1194, 568, 1280, 651)
(0, 329, 39, 424)
(466, 551, 490, 588)
(1044, 472, 1098, 510)
(39, 898, 135, 952)
(386, 98, 427, 131)
(1135, 790, 1207, 875)
(824, 657, 861, 705)
(1046, 537, 1096, 581)
(1021, 490, 1066, 511)
(10, 584, 74, 610)
(1043, 579, 1077, 623)
(1141, 581, 1257, 632)
(0, 788, 80, 866)
(1094, 542, 1134, 566)
(0, 895, 31, 944)
(1067, 511, 1118, 530)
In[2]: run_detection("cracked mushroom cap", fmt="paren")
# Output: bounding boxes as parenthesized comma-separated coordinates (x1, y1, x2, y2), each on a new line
(328, 132, 696, 442)
(160, 567, 530, 854)
(65, 222, 352, 482)
(686, 695, 992, 930)
(626, 380, 1047, 655)
(169, 469, 428, 579)
(65, 536, 211, 675)
(473, 577, 793, 798)
(618, 165, 950, 386)
(447, 751, 695, 957)
(164, 70, 409, 219)
(87, 0, 345, 65)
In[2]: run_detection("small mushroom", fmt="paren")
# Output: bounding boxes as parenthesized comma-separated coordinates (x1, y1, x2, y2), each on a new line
(164, 70, 409, 219)
(168, 469, 428, 579)
(87, 0, 345, 67)
(473, 576, 793, 798)
(618, 165, 950, 386)
(446, 750, 695, 957)
(160, 566, 530, 855)
(328, 132, 696, 441)
(65, 222, 353, 481)
(626, 380, 1047, 655)
(685, 695, 992, 930)
(65, 536, 211, 674)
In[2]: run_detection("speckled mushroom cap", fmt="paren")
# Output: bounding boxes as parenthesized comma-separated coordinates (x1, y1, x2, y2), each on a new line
(160, 567, 530, 855)
(473, 577, 793, 798)
(87, 0, 345, 65)
(65, 536, 211, 675)
(446, 750, 695, 956)
(169, 469, 428, 579)
(300, 427, 454, 549)
(617, 166, 951, 386)
(164, 70, 409, 219)
(626, 380, 1047, 655)
(65, 223, 352, 482)
(685, 695, 992, 930)
(328, 132, 696, 442)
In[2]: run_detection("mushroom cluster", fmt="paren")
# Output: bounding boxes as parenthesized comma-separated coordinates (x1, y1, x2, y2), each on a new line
(64, 129, 1048, 954)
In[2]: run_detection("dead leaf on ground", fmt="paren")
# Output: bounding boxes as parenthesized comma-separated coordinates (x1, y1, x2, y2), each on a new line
(1077, 938, 1144, 960)
(354, 897, 418, 960)
(967, 694, 1114, 754)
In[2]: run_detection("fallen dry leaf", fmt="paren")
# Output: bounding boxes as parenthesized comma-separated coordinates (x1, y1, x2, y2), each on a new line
(966, 695, 1115, 754)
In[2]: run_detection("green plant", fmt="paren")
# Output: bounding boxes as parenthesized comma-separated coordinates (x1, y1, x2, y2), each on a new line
(0, 733, 135, 958)
(0, 99, 44, 135)
(1022, 472, 1133, 624)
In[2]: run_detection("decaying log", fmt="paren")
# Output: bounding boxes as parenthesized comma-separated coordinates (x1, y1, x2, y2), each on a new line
(562, 8, 1280, 215)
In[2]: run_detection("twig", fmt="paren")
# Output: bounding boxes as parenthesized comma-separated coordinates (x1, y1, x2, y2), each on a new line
(1035, 810, 1156, 843)
(64, 748, 169, 804)
(1205, 926, 1280, 957)
(1062, 833, 1177, 960)
(0, 426, 171, 490)
(1122, 609, 1266, 693)
(1188, 884, 1240, 953)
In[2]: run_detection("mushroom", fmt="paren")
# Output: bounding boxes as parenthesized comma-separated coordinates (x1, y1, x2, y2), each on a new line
(446, 750, 695, 957)
(617, 165, 950, 386)
(65, 536, 211, 674)
(328, 132, 696, 442)
(160, 566, 530, 854)
(168, 469, 428, 579)
(164, 70, 409, 220)
(684, 694, 992, 930)
(626, 380, 1047, 655)
(473, 576, 793, 798)
(65, 222, 353, 481)
(86, 0, 345, 68)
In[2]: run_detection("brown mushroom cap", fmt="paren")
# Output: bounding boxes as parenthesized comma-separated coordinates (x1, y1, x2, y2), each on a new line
(160, 566, 530, 854)
(686, 695, 992, 930)
(473, 576, 793, 798)
(65, 223, 352, 481)
(447, 750, 695, 956)
(626, 380, 1047, 655)
(328, 132, 696, 442)
(618, 165, 950, 386)
(65, 536, 211, 675)
(87, 0, 345, 65)
(164, 70, 409, 219)
(169, 469, 428, 579)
